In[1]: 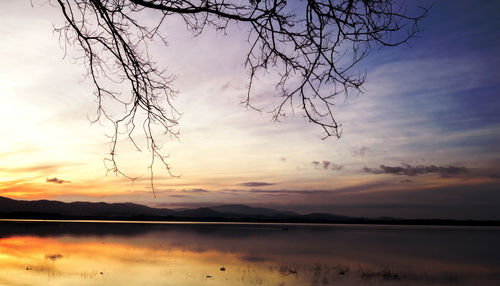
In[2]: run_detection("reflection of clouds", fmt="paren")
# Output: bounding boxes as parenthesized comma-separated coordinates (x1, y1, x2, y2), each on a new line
(1, 223, 498, 285)
(45, 253, 63, 261)
(239, 255, 269, 263)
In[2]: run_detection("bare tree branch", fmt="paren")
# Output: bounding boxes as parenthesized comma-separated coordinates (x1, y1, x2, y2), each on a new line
(47, 0, 428, 193)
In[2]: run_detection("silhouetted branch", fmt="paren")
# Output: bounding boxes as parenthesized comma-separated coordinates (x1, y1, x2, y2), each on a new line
(49, 0, 428, 191)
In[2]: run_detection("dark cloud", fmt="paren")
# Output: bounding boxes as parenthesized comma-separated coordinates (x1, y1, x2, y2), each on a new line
(248, 189, 329, 195)
(351, 146, 370, 157)
(488, 174, 500, 179)
(363, 164, 467, 177)
(46, 177, 71, 184)
(322, 161, 330, 169)
(312, 161, 321, 168)
(223, 188, 317, 197)
(169, 194, 187, 198)
(312, 160, 343, 171)
(182, 188, 210, 193)
(238, 182, 276, 187)
(225, 182, 386, 197)
(400, 179, 413, 183)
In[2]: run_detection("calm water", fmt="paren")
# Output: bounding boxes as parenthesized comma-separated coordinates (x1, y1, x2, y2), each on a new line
(0, 221, 499, 285)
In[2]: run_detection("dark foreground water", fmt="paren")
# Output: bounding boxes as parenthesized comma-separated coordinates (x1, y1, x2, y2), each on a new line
(0, 221, 499, 286)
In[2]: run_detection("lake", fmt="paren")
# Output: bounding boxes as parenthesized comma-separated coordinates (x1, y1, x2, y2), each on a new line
(0, 221, 499, 285)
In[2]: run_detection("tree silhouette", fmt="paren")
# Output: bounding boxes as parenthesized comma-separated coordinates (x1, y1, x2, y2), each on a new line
(51, 0, 427, 192)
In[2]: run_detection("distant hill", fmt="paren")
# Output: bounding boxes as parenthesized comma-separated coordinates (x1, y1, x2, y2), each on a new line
(0, 196, 351, 222)
(0, 196, 303, 219)
(0, 196, 174, 217)
(0, 196, 498, 226)
(210, 204, 298, 216)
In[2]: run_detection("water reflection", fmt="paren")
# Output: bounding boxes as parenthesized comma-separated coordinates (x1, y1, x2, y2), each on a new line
(0, 221, 499, 285)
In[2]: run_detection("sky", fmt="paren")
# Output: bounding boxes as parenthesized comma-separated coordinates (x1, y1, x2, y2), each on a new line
(0, 0, 499, 219)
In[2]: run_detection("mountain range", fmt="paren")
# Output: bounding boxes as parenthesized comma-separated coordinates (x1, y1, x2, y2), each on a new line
(0, 196, 350, 221)
(0, 196, 497, 226)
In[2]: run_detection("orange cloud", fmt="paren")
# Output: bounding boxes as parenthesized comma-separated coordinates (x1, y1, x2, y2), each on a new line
(46, 177, 71, 184)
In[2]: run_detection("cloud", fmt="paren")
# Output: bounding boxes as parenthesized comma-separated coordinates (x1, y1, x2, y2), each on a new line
(153, 202, 215, 209)
(247, 189, 329, 195)
(312, 161, 320, 168)
(169, 194, 187, 198)
(238, 182, 276, 187)
(182, 188, 211, 193)
(220, 81, 231, 91)
(219, 81, 244, 92)
(351, 146, 370, 157)
(330, 163, 344, 171)
(322, 161, 330, 169)
(225, 181, 387, 196)
(363, 164, 467, 177)
(400, 179, 412, 183)
(46, 177, 71, 184)
(0, 164, 63, 174)
(489, 174, 500, 179)
(312, 160, 344, 171)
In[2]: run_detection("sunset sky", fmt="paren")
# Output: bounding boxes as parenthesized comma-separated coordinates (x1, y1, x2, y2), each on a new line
(1, 0, 499, 219)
